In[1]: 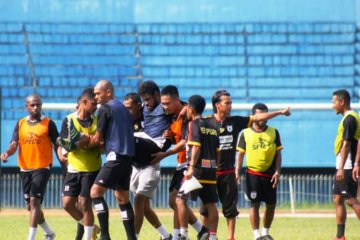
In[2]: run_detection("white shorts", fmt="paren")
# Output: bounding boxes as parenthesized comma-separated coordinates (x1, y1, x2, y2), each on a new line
(130, 163, 161, 198)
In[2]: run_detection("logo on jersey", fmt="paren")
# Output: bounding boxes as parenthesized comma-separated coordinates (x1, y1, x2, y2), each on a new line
(24, 132, 41, 144)
(250, 191, 257, 199)
(252, 137, 270, 150)
(227, 125, 233, 133)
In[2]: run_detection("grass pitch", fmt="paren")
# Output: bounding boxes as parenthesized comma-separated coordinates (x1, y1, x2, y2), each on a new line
(0, 208, 359, 240)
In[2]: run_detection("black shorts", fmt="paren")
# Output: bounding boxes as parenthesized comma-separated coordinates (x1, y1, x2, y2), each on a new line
(190, 183, 218, 205)
(62, 171, 99, 198)
(245, 172, 276, 205)
(169, 168, 187, 192)
(217, 173, 239, 218)
(94, 158, 132, 191)
(21, 168, 51, 203)
(332, 169, 358, 199)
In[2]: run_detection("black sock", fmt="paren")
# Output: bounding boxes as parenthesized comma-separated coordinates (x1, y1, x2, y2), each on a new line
(93, 197, 110, 239)
(75, 223, 84, 240)
(336, 224, 345, 238)
(119, 202, 136, 240)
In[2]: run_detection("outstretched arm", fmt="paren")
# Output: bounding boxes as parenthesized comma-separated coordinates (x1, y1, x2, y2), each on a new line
(252, 107, 291, 122)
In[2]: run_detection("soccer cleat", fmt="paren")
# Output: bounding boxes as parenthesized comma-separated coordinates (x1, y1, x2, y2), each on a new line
(178, 234, 188, 240)
(262, 235, 274, 240)
(161, 234, 173, 240)
(256, 237, 264, 240)
(197, 226, 209, 240)
(92, 224, 101, 240)
(44, 232, 56, 240)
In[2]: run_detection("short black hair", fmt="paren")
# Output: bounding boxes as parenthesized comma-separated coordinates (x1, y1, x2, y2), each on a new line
(124, 92, 142, 104)
(160, 85, 179, 98)
(333, 89, 350, 105)
(252, 103, 268, 114)
(81, 87, 95, 100)
(212, 89, 230, 113)
(138, 80, 160, 97)
(188, 95, 206, 115)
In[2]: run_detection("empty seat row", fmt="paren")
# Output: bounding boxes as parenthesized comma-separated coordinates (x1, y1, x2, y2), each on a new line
(141, 66, 247, 77)
(247, 66, 354, 77)
(29, 44, 136, 55)
(0, 55, 28, 65)
(37, 77, 139, 88)
(33, 66, 138, 77)
(0, 33, 24, 43)
(0, 66, 29, 76)
(248, 55, 354, 65)
(248, 77, 355, 88)
(153, 77, 247, 89)
(32, 55, 137, 66)
(28, 33, 137, 44)
(139, 45, 246, 55)
(25, 23, 136, 34)
(138, 34, 245, 44)
(140, 56, 245, 66)
(0, 44, 26, 54)
(0, 23, 23, 33)
(247, 45, 354, 55)
(0, 77, 31, 86)
(249, 87, 340, 99)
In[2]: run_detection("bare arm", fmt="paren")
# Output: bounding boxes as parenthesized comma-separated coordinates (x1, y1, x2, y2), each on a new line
(185, 145, 200, 180)
(235, 152, 245, 184)
(352, 140, 360, 181)
(1, 141, 18, 162)
(252, 107, 291, 122)
(337, 140, 351, 181)
(151, 139, 186, 164)
(271, 150, 282, 188)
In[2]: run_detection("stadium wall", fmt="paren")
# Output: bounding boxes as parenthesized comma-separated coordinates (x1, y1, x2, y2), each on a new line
(0, 0, 358, 22)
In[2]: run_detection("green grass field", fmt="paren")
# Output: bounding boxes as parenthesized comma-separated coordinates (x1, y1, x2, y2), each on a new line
(0, 209, 359, 240)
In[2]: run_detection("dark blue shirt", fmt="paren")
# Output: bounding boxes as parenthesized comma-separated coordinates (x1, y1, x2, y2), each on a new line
(143, 103, 172, 138)
(97, 99, 135, 157)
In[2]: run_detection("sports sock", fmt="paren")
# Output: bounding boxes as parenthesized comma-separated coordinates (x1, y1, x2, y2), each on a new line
(253, 229, 261, 239)
(75, 222, 84, 240)
(83, 226, 94, 240)
(262, 227, 269, 236)
(173, 229, 180, 240)
(39, 221, 53, 235)
(28, 227, 37, 240)
(93, 197, 110, 239)
(180, 227, 188, 238)
(336, 224, 345, 238)
(191, 220, 203, 232)
(119, 202, 137, 240)
(156, 225, 170, 239)
(209, 231, 217, 240)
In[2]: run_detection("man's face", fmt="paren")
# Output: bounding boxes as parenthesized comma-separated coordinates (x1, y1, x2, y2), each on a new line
(26, 97, 42, 120)
(253, 109, 267, 127)
(124, 98, 142, 119)
(161, 95, 177, 115)
(142, 93, 158, 111)
(94, 86, 109, 105)
(332, 95, 343, 115)
(216, 95, 232, 116)
(82, 97, 97, 115)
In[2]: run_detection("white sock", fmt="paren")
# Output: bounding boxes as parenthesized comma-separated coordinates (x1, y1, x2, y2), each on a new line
(191, 220, 203, 232)
(173, 229, 180, 240)
(28, 227, 37, 240)
(84, 226, 94, 240)
(209, 233, 217, 240)
(157, 225, 170, 239)
(253, 229, 261, 239)
(180, 227, 188, 238)
(39, 221, 53, 235)
(262, 227, 270, 236)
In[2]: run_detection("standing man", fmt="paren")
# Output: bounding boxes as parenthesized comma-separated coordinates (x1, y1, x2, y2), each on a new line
(178, 94, 220, 240)
(236, 103, 283, 240)
(58, 88, 101, 240)
(76, 80, 136, 240)
(331, 89, 360, 240)
(209, 90, 290, 240)
(130, 81, 172, 239)
(1, 94, 58, 240)
(151, 85, 209, 240)
(176, 95, 212, 240)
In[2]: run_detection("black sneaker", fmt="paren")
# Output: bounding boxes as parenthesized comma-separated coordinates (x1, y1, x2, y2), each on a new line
(178, 234, 188, 240)
(197, 226, 209, 240)
(262, 235, 273, 240)
(161, 234, 173, 240)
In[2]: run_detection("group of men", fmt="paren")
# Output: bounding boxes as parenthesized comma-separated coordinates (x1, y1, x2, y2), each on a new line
(1, 80, 359, 240)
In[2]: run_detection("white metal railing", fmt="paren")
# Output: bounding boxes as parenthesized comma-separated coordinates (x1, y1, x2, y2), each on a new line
(42, 102, 360, 111)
